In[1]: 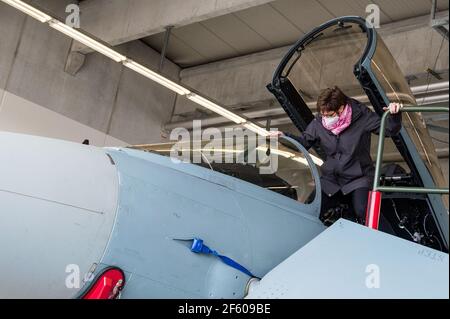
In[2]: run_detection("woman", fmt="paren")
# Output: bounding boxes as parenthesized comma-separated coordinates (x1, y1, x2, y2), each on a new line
(273, 86, 403, 224)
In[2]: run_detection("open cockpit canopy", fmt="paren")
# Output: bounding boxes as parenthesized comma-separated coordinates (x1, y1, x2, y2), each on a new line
(268, 16, 448, 249)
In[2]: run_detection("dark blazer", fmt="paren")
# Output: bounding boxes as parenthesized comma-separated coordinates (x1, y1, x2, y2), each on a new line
(286, 98, 402, 196)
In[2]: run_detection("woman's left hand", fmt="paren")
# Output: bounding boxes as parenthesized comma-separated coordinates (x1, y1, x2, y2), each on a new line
(268, 131, 285, 138)
(383, 102, 403, 114)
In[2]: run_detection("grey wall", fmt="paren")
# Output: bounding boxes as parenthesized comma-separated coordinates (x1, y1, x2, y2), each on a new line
(0, 1, 180, 145)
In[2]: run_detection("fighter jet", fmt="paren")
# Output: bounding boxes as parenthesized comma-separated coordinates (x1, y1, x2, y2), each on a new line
(0, 16, 448, 299)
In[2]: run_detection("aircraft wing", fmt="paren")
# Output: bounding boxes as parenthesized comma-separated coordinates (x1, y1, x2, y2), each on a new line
(246, 219, 449, 299)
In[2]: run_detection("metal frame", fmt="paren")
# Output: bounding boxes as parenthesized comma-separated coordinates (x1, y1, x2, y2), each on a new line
(373, 106, 449, 195)
(430, 0, 449, 41)
(270, 16, 375, 88)
(158, 25, 174, 72)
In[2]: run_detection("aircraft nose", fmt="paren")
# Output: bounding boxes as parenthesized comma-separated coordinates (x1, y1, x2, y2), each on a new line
(0, 132, 119, 298)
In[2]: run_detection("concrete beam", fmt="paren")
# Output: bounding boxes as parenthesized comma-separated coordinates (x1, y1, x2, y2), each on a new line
(64, 51, 86, 76)
(71, 0, 274, 54)
(170, 11, 449, 125)
(65, 0, 273, 74)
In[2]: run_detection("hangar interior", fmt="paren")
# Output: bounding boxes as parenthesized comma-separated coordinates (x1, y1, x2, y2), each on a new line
(0, 0, 448, 184)
(0, 0, 449, 300)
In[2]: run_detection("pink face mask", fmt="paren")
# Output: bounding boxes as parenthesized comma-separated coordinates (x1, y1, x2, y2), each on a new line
(321, 104, 352, 135)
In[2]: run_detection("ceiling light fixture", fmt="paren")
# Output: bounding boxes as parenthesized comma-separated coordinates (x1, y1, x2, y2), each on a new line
(187, 93, 246, 124)
(2, 0, 51, 23)
(123, 60, 191, 96)
(242, 123, 270, 137)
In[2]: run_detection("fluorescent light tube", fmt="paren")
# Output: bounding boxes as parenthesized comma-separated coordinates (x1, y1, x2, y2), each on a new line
(123, 60, 191, 96)
(1, 0, 52, 23)
(257, 145, 324, 167)
(187, 94, 246, 124)
(291, 156, 310, 166)
(242, 122, 270, 137)
(309, 155, 323, 166)
(48, 20, 126, 62)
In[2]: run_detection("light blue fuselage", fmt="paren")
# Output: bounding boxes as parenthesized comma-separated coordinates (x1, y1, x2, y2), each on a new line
(95, 146, 325, 298)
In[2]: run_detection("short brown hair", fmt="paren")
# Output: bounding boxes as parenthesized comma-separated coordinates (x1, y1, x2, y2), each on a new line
(317, 86, 348, 114)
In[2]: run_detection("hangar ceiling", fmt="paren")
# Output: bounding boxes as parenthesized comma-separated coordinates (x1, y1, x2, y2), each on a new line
(143, 0, 449, 67)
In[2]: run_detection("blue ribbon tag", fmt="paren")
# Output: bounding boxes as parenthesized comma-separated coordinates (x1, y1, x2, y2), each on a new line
(190, 238, 257, 278)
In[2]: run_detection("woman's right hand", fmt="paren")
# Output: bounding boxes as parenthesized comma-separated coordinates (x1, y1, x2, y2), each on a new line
(384, 102, 403, 114)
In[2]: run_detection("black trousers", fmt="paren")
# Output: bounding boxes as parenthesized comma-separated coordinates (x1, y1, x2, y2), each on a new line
(321, 188, 369, 224)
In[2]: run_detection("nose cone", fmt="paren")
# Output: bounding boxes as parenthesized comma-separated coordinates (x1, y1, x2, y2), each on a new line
(0, 132, 119, 298)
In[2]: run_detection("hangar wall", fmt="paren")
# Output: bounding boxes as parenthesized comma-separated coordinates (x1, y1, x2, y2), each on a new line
(0, 1, 180, 146)
(0, 90, 127, 147)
